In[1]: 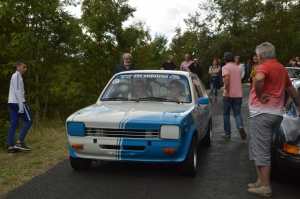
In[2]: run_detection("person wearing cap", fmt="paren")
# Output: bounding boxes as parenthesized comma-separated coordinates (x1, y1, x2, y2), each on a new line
(188, 58, 203, 80)
(113, 53, 138, 75)
(161, 55, 176, 70)
(179, 54, 192, 72)
(110, 78, 132, 98)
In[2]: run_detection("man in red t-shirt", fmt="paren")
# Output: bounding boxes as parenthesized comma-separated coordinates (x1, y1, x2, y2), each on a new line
(247, 42, 300, 197)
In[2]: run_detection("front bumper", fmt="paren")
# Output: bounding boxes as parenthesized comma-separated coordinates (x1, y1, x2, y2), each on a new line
(68, 136, 187, 163)
(272, 146, 300, 173)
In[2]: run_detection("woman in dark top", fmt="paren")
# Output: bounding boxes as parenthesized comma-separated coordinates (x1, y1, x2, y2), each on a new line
(188, 59, 203, 80)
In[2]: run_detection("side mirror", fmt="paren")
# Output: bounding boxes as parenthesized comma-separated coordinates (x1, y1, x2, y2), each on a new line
(198, 98, 209, 105)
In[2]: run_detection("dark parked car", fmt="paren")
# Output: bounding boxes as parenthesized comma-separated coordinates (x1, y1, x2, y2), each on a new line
(271, 80, 300, 177)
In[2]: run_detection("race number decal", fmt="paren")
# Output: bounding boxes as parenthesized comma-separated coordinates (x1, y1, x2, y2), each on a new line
(112, 79, 120, 84)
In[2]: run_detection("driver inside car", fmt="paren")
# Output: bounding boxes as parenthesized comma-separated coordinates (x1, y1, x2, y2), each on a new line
(168, 80, 187, 102)
(132, 79, 149, 99)
(110, 79, 131, 98)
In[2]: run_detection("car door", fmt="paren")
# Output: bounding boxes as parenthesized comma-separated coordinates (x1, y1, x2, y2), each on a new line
(190, 75, 208, 140)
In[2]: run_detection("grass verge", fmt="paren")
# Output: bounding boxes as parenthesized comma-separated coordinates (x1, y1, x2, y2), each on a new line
(0, 120, 68, 198)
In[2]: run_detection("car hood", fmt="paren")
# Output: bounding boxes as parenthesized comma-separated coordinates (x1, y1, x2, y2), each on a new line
(67, 102, 191, 129)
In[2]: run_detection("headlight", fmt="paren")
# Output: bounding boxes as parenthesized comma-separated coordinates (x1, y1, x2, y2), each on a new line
(160, 125, 180, 139)
(67, 122, 85, 136)
(283, 143, 300, 155)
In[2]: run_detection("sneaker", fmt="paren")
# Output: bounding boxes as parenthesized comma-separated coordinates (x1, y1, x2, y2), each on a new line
(210, 97, 213, 102)
(7, 148, 21, 155)
(248, 185, 272, 197)
(214, 98, 217, 102)
(221, 132, 231, 139)
(248, 182, 262, 188)
(239, 126, 247, 140)
(14, 142, 31, 151)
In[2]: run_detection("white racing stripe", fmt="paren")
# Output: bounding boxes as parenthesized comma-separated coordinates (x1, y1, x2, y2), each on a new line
(24, 104, 31, 121)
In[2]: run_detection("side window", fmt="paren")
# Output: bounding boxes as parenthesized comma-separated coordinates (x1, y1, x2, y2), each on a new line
(284, 90, 292, 111)
(191, 76, 203, 98)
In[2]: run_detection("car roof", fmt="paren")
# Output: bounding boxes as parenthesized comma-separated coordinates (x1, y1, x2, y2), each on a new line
(285, 67, 300, 69)
(114, 70, 195, 77)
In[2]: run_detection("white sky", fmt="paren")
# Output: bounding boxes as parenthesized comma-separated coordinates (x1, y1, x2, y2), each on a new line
(65, 0, 206, 42)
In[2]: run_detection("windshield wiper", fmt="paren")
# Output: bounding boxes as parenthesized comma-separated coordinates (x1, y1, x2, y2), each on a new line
(137, 97, 179, 104)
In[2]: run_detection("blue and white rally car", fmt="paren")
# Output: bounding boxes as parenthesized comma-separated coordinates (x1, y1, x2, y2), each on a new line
(66, 70, 212, 175)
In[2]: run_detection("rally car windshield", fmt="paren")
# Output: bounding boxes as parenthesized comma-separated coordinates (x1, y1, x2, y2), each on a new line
(101, 73, 192, 103)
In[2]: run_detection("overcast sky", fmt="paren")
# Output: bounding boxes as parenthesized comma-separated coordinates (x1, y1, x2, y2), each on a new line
(65, 0, 205, 42)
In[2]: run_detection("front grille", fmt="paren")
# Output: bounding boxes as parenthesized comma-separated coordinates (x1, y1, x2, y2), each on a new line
(86, 128, 159, 138)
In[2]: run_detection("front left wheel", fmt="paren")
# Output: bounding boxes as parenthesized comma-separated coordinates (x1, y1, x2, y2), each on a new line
(202, 118, 212, 146)
(70, 155, 92, 170)
(179, 136, 197, 176)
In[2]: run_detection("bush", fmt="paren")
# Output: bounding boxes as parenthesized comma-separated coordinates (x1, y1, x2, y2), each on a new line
(0, 119, 9, 149)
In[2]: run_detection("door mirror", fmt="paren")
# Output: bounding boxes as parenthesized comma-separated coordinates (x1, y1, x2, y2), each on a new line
(198, 98, 208, 105)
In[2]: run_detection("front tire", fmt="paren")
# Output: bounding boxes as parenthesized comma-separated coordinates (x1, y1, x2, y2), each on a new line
(70, 155, 92, 170)
(202, 118, 212, 146)
(179, 136, 197, 176)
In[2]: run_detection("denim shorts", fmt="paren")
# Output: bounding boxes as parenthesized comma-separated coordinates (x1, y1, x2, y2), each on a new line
(249, 113, 283, 166)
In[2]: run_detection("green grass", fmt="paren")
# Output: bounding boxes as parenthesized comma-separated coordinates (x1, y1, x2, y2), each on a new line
(0, 120, 68, 198)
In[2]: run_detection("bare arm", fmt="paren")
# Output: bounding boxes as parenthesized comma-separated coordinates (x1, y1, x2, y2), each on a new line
(255, 72, 271, 103)
(224, 74, 230, 98)
(181, 67, 187, 71)
(179, 63, 186, 71)
(208, 68, 220, 75)
(255, 73, 265, 99)
(224, 74, 230, 90)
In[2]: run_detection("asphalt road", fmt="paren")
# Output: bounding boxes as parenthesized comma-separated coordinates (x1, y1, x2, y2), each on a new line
(4, 86, 300, 199)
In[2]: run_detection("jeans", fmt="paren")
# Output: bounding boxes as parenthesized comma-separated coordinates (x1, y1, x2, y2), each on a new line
(209, 81, 218, 97)
(223, 97, 243, 135)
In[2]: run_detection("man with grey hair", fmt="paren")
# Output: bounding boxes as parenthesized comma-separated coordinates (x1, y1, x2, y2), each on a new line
(248, 42, 300, 197)
(221, 52, 246, 140)
(113, 53, 137, 75)
(161, 55, 176, 70)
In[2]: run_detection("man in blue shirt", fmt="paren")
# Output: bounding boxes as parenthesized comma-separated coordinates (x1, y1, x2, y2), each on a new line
(113, 53, 138, 75)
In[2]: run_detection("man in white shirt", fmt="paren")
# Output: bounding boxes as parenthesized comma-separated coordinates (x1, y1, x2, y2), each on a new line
(7, 60, 33, 154)
(235, 56, 245, 80)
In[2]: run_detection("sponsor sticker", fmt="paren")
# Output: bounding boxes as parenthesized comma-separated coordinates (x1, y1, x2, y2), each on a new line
(112, 79, 120, 84)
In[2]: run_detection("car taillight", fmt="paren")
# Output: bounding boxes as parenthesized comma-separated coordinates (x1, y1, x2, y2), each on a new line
(283, 143, 300, 155)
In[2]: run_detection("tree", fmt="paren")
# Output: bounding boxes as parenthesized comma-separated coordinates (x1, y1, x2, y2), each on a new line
(0, 0, 83, 121)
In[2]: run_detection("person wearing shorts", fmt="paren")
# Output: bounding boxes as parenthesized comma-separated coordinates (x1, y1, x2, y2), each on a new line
(248, 42, 300, 197)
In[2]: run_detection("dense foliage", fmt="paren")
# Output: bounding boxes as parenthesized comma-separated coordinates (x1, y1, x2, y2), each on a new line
(0, 0, 300, 125)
